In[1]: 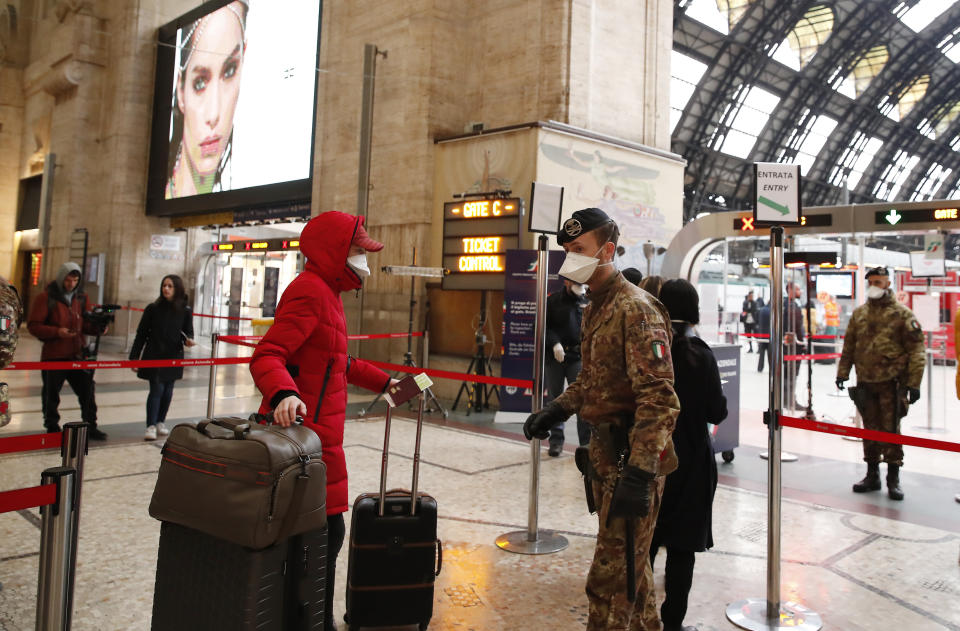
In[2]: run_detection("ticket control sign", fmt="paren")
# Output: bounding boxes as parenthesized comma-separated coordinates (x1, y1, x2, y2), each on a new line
(442, 197, 522, 290)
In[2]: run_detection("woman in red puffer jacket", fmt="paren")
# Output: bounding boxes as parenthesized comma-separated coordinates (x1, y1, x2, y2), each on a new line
(250, 211, 392, 631)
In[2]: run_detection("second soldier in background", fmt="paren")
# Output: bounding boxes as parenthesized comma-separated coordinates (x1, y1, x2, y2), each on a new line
(836, 266, 925, 500)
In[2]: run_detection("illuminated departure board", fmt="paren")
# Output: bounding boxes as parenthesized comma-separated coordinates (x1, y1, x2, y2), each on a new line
(442, 197, 523, 290)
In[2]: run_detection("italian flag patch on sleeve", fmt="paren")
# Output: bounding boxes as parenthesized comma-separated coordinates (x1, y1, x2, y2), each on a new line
(652, 340, 668, 360)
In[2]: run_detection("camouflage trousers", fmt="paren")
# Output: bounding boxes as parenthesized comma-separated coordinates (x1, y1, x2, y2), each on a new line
(586, 475, 665, 631)
(858, 380, 906, 466)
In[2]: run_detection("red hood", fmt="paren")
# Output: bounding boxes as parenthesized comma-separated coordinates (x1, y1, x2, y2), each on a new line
(300, 211, 365, 292)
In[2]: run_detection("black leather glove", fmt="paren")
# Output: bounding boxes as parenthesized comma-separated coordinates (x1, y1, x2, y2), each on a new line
(522, 402, 568, 440)
(608, 465, 656, 522)
(907, 387, 920, 404)
(835, 377, 846, 390)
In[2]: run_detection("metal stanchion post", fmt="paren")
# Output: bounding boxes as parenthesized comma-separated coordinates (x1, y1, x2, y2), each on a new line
(914, 334, 944, 433)
(60, 423, 88, 626)
(728, 226, 821, 631)
(941, 341, 947, 431)
(36, 466, 77, 631)
(496, 235, 568, 555)
(206, 333, 219, 419)
(761, 332, 798, 462)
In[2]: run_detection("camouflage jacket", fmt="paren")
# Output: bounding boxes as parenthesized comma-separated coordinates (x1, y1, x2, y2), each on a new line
(553, 272, 680, 478)
(837, 290, 925, 388)
(0, 278, 23, 369)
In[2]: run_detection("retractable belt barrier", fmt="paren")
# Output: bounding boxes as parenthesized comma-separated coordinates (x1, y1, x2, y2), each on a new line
(3, 346, 527, 388)
(216, 331, 425, 348)
(0, 484, 57, 514)
(3, 357, 250, 371)
(121, 305, 252, 321)
(0, 425, 89, 627)
(779, 414, 960, 453)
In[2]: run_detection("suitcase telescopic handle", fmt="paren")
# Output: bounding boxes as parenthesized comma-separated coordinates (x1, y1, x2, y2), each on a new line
(378, 393, 427, 517)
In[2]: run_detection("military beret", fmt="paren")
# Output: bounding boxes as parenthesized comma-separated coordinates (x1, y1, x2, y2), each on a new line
(865, 266, 889, 279)
(557, 208, 615, 245)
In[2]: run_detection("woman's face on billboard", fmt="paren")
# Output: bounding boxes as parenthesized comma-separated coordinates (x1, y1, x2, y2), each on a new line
(178, 4, 245, 175)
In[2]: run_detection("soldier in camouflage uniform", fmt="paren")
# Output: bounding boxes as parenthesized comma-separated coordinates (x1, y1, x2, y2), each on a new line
(524, 208, 680, 631)
(836, 266, 925, 501)
(0, 275, 24, 427)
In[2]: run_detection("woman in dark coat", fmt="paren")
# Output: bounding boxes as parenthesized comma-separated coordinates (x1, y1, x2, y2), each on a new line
(129, 275, 195, 440)
(648, 279, 727, 631)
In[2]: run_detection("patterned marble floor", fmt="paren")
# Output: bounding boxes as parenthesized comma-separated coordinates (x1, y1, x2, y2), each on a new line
(0, 414, 958, 630)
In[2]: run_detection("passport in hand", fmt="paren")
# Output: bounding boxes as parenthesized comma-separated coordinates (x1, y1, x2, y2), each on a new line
(384, 373, 434, 407)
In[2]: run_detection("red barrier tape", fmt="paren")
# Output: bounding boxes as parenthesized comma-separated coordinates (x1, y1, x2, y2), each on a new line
(0, 432, 63, 455)
(779, 414, 960, 453)
(783, 352, 842, 361)
(4, 357, 250, 371)
(365, 360, 533, 389)
(741, 333, 843, 340)
(216, 335, 260, 349)
(217, 332, 425, 348)
(0, 484, 57, 514)
(349, 332, 424, 340)
(122, 305, 251, 321)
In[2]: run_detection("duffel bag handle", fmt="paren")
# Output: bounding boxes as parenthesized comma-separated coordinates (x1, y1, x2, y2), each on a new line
(250, 412, 304, 426)
(197, 418, 251, 440)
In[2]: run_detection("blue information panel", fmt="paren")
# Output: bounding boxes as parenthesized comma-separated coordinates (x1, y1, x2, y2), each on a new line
(499, 250, 564, 414)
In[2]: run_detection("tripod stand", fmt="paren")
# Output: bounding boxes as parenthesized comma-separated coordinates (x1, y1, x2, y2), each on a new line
(360, 249, 446, 417)
(452, 293, 499, 415)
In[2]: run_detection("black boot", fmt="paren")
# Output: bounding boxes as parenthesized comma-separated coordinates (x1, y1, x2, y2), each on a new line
(886, 464, 904, 501)
(852, 463, 881, 493)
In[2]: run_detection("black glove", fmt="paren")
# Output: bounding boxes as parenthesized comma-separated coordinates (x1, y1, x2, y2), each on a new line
(907, 387, 920, 404)
(522, 402, 568, 440)
(608, 465, 656, 522)
(835, 377, 846, 390)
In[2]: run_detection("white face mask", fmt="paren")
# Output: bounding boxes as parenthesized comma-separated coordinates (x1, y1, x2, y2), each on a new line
(570, 283, 586, 296)
(559, 244, 612, 284)
(866, 285, 886, 300)
(347, 253, 370, 278)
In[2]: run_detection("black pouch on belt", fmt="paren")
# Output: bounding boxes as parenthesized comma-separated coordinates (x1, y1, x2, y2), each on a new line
(847, 385, 868, 417)
(574, 446, 597, 514)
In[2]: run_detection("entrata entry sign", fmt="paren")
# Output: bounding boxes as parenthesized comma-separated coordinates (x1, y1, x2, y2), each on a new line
(753, 163, 802, 225)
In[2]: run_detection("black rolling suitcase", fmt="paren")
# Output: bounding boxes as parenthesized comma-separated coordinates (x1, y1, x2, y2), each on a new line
(152, 521, 327, 630)
(345, 379, 443, 631)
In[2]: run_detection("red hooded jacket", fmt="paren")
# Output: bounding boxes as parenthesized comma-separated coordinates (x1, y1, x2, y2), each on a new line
(250, 212, 390, 515)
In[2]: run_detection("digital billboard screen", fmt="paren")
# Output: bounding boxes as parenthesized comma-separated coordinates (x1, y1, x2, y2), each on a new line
(147, 0, 322, 216)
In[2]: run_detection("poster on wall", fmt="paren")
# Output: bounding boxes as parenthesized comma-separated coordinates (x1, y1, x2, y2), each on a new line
(535, 128, 684, 275)
(494, 250, 564, 423)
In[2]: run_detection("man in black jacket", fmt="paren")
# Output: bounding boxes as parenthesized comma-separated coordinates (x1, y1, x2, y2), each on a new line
(784, 282, 806, 409)
(740, 290, 758, 352)
(757, 302, 771, 372)
(544, 278, 589, 455)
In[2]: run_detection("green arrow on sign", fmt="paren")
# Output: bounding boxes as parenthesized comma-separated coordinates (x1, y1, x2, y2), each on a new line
(885, 209, 901, 225)
(758, 196, 790, 216)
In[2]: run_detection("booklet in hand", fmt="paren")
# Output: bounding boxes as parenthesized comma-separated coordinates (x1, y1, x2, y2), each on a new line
(384, 373, 434, 408)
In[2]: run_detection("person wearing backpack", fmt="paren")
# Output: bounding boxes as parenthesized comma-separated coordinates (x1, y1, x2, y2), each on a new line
(129, 275, 196, 440)
(27, 262, 108, 439)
